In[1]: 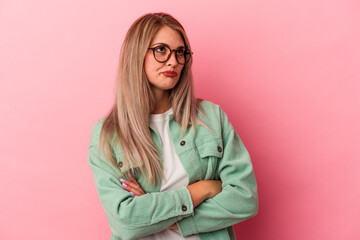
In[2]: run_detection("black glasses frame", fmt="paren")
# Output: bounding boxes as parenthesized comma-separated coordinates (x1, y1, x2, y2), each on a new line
(148, 44, 193, 65)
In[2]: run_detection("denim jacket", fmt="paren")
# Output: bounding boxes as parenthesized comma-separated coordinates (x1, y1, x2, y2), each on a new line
(88, 100, 258, 240)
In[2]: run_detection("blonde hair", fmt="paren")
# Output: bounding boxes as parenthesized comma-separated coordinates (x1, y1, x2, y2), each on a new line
(99, 12, 211, 186)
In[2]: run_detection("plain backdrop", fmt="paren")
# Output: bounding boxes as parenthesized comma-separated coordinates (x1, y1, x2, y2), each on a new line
(1, 0, 359, 239)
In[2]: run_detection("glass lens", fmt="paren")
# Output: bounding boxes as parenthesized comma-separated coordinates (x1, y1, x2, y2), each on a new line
(154, 46, 170, 62)
(183, 49, 191, 64)
(175, 48, 186, 64)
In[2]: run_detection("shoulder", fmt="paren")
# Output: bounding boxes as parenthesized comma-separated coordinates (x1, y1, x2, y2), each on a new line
(196, 98, 222, 117)
(195, 98, 225, 133)
(196, 98, 233, 134)
(196, 98, 223, 120)
(89, 117, 106, 147)
(197, 98, 220, 109)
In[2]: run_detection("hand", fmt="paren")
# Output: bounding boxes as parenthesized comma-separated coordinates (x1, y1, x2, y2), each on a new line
(120, 173, 145, 197)
(186, 180, 223, 208)
(205, 180, 223, 198)
(168, 223, 179, 230)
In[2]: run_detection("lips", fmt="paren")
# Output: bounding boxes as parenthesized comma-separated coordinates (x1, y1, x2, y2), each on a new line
(162, 71, 178, 77)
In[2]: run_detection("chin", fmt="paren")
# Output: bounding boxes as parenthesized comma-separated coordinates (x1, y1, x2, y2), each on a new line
(161, 85, 176, 91)
(162, 80, 179, 89)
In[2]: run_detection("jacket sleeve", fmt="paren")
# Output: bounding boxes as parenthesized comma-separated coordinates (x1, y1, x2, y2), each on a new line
(88, 121, 194, 240)
(176, 106, 259, 236)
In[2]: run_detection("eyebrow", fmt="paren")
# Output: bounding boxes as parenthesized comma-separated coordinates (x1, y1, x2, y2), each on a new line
(151, 42, 186, 48)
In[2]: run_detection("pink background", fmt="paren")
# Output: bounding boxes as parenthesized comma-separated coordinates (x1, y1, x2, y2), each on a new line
(1, 0, 359, 239)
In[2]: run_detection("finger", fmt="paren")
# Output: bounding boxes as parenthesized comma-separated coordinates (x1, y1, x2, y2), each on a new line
(128, 173, 138, 183)
(122, 184, 144, 197)
(120, 178, 144, 193)
(122, 176, 145, 193)
(128, 181, 145, 194)
(120, 178, 145, 196)
(130, 188, 143, 196)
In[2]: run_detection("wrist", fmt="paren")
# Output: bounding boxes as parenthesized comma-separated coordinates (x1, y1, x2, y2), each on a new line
(186, 180, 209, 207)
(194, 180, 211, 199)
(199, 180, 212, 198)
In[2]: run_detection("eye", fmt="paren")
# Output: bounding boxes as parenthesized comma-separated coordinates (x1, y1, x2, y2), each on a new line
(155, 46, 166, 54)
(176, 48, 185, 56)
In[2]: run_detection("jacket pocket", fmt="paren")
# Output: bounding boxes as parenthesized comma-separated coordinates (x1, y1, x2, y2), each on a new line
(196, 138, 224, 158)
(195, 138, 223, 180)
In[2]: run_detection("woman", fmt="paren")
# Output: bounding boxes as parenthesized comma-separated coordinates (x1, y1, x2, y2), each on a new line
(88, 12, 258, 240)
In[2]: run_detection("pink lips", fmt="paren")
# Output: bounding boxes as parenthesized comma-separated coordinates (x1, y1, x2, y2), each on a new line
(162, 71, 178, 77)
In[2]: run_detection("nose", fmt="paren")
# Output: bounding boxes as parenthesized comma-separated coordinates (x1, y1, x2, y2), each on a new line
(166, 50, 178, 66)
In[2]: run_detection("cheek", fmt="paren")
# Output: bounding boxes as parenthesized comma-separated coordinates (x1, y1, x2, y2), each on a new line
(144, 55, 152, 77)
(144, 54, 162, 78)
(177, 65, 185, 76)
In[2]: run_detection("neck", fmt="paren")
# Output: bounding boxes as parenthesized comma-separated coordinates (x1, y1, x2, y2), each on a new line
(151, 89, 171, 114)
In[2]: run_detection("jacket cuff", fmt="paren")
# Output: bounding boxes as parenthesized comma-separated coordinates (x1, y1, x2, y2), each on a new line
(175, 186, 194, 217)
(177, 215, 198, 237)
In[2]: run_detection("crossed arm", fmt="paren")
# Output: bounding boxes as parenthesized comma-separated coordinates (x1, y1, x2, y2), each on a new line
(119, 174, 223, 230)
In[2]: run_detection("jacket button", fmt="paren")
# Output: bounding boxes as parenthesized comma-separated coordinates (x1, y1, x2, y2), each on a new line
(217, 146, 222, 152)
(182, 205, 187, 211)
(118, 161, 123, 168)
(180, 140, 186, 146)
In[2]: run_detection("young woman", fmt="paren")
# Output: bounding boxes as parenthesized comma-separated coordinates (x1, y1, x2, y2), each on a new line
(88, 12, 258, 240)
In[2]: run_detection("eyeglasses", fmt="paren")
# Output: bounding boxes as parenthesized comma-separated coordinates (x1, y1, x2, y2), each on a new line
(148, 44, 192, 65)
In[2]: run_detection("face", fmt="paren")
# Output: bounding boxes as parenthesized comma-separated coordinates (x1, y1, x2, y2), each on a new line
(144, 26, 185, 95)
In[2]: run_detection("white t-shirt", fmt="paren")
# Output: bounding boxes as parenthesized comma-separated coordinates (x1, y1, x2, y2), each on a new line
(139, 108, 199, 240)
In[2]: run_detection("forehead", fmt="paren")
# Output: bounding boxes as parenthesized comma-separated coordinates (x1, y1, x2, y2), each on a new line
(151, 26, 185, 48)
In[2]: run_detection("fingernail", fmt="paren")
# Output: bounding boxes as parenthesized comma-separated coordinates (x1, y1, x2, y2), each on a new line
(120, 178, 126, 183)
(130, 192, 134, 196)
(122, 183, 128, 187)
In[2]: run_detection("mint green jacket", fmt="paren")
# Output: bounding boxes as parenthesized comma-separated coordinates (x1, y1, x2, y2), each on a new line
(88, 100, 258, 240)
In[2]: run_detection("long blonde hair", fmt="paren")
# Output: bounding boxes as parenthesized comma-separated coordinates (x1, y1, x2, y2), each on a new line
(99, 12, 211, 186)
